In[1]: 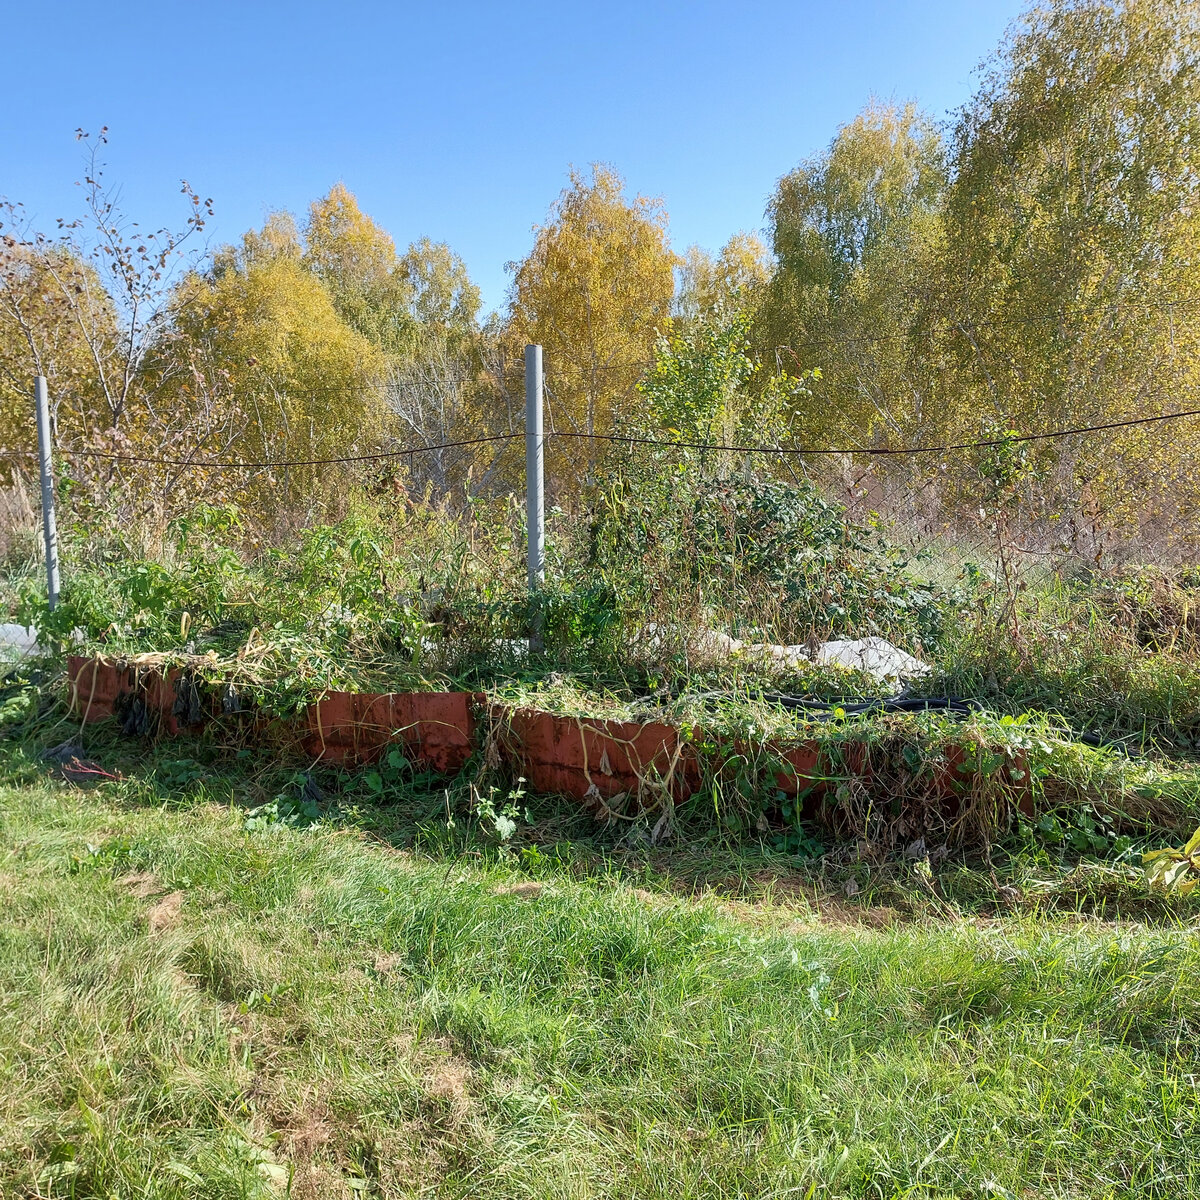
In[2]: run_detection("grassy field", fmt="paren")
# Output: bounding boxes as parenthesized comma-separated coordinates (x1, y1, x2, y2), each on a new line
(2, 721, 1199, 1200)
(3, 489, 1200, 1197)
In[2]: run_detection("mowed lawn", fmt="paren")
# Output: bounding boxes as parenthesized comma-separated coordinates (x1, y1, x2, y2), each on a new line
(1, 766, 1198, 1200)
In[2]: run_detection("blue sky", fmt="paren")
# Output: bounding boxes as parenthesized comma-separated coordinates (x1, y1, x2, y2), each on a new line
(1, 1, 1022, 315)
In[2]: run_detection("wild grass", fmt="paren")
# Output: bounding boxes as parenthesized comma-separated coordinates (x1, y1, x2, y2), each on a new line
(2, 725, 1200, 1199)
(923, 569, 1200, 756)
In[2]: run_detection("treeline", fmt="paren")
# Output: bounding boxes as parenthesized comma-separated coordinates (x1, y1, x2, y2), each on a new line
(1, 0, 1198, 554)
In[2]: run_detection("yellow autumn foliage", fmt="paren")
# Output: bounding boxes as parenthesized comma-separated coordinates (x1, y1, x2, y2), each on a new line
(167, 235, 390, 517)
(506, 164, 677, 491)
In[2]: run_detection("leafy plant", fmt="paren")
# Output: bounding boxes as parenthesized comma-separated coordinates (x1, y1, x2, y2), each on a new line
(244, 772, 323, 831)
(773, 804, 826, 859)
(637, 306, 811, 456)
(584, 470, 966, 648)
(1143, 827, 1200, 895)
(1030, 804, 1133, 859)
(471, 777, 528, 846)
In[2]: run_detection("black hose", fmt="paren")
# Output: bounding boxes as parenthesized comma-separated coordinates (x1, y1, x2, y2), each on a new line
(762, 689, 1134, 750)
(759, 692, 976, 718)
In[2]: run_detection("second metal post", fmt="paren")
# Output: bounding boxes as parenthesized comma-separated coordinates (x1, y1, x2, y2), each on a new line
(525, 344, 544, 652)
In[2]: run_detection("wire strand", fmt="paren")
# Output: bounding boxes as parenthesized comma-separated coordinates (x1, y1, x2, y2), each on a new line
(545, 407, 1200, 456)
(31, 407, 1200, 472)
(57, 432, 522, 470)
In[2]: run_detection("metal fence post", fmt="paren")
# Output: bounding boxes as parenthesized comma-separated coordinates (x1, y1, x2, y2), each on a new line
(33, 376, 60, 610)
(525, 344, 544, 652)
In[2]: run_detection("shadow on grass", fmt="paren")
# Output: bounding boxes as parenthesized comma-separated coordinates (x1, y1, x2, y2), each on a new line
(1, 692, 1195, 929)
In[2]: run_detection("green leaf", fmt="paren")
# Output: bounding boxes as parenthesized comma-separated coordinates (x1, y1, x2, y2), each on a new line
(37, 1162, 82, 1182)
(166, 1161, 205, 1185)
(1162, 860, 1194, 890)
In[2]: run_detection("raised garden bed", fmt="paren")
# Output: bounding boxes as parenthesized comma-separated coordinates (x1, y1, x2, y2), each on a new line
(494, 706, 697, 808)
(304, 689, 479, 771)
(65, 654, 1033, 840)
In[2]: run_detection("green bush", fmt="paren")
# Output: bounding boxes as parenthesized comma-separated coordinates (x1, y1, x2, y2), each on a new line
(583, 471, 964, 648)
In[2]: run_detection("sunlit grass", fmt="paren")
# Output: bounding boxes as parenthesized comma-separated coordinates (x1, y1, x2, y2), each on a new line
(2, 747, 1199, 1198)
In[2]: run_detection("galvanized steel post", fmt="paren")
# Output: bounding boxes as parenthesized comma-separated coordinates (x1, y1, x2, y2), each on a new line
(525, 344, 544, 651)
(34, 376, 60, 610)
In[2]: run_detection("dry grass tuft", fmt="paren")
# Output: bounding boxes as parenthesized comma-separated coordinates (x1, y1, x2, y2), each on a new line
(118, 870, 163, 899)
(492, 880, 545, 899)
(421, 1049, 476, 1128)
(147, 889, 184, 932)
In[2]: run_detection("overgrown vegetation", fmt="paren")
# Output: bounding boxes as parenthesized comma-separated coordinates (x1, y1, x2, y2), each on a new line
(922, 567, 1200, 755)
(1, 711, 1199, 1198)
(12, 478, 964, 706)
(3, 1, 1200, 1191)
(4, 471, 1199, 857)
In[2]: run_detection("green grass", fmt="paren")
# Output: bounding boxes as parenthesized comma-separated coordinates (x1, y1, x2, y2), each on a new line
(6, 363, 1200, 1195)
(2, 724, 1200, 1199)
(921, 572, 1200, 757)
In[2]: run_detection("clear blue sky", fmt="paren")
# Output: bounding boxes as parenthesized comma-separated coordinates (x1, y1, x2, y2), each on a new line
(1, 1, 1022, 315)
